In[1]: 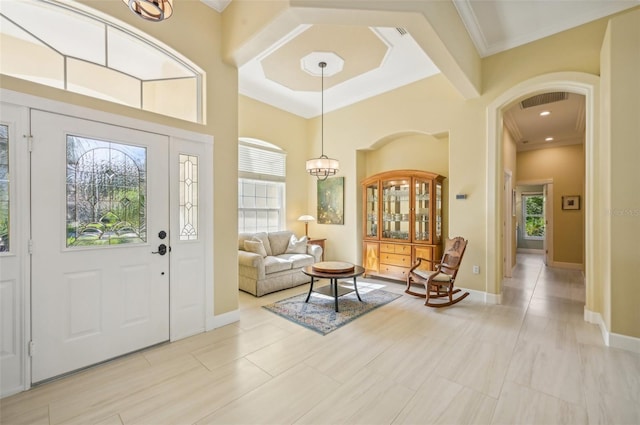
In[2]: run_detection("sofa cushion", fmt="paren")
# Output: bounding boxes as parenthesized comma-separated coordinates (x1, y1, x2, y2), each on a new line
(244, 239, 267, 257)
(285, 234, 308, 254)
(264, 256, 293, 274)
(253, 232, 273, 256)
(238, 232, 255, 250)
(267, 231, 294, 256)
(278, 253, 315, 268)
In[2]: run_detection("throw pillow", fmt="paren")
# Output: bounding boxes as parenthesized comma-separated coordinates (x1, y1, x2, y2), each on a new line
(244, 239, 267, 257)
(285, 235, 308, 254)
(252, 232, 273, 256)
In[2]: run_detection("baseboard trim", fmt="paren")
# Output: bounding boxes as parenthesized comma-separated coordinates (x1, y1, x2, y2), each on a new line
(549, 261, 583, 270)
(584, 308, 640, 354)
(484, 291, 502, 304)
(516, 248, 544, 254)
(460, 287, 502, 304)
(206, 309, 240, 331)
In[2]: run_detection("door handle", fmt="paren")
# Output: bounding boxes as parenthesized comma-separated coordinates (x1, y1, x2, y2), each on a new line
(152, 244, 167, 255)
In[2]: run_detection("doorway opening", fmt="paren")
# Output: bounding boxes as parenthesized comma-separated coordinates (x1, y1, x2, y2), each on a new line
(486, 72, 596, 302)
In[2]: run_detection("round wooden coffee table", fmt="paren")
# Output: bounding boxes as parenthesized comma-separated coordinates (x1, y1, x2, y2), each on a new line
(302, 262, 365, 312)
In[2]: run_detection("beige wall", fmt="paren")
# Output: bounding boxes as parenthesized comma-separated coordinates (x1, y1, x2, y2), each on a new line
(601, 9, 640, 338)
(364, 133, 449, 177)
(517, 144, 585, 265)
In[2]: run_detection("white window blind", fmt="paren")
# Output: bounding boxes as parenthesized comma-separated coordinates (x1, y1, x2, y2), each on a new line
(238, 139, 286, 181)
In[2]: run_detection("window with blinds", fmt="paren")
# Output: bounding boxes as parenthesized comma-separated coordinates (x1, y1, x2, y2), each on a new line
(238, 139, 286, 181)
(238, 139, 286, 233)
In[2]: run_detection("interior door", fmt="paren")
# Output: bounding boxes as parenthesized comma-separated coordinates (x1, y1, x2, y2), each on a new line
(30, 110, 170, 383)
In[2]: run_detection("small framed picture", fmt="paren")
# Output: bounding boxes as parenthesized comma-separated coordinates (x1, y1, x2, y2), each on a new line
(562, 195, 580, 210)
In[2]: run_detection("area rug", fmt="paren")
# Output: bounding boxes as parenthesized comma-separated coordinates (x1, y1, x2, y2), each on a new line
(262, 282, 402, 335)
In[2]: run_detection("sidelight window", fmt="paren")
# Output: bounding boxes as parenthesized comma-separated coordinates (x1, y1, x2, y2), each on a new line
(0, 125, 8, 252)
(179, 154, 199, 241)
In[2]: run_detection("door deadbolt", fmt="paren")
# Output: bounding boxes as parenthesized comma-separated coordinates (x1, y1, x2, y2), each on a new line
(158, 230, 167, 239)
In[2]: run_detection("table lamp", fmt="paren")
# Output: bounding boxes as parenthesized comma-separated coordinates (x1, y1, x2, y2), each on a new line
(298, 215, 315, 237)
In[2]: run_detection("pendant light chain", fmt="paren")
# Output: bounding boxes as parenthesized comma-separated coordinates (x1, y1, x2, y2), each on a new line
(321, 61, 325, 157)
(305, 60, 339, 179)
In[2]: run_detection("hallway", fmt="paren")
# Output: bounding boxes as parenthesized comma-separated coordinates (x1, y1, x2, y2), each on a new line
(2, 254, 639, 424)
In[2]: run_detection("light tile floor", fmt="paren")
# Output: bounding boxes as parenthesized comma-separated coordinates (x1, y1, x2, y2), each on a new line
(2, 253, 639, 424)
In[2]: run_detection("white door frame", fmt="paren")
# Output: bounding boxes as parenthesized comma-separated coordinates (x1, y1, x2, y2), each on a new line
(0, 88, 213, 395)
(516, 179, 554, 266)
(503, 170, 513, 278)
(0, 103, 30, 397)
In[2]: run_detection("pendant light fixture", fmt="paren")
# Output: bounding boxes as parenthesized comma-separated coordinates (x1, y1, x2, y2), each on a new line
(123, 0, 173, 22)
(306, 61, 339, 180)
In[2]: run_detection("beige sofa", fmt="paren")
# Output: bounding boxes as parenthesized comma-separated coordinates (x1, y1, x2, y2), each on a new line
(238, 230, 323, 296)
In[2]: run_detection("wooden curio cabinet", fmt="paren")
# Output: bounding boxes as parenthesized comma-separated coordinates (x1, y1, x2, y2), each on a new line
(361, 170, 444, 281)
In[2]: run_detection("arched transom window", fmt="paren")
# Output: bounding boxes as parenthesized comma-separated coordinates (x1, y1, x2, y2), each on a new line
(0, 0, 204, 123)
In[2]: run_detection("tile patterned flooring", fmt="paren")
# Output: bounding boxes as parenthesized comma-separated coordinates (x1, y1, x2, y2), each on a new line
(2, 253, 639, 424)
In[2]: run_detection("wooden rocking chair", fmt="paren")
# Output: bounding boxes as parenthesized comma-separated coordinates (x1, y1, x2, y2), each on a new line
(405, 236, 469, 307)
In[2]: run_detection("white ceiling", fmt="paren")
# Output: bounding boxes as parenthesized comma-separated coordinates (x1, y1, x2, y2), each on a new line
(205, 0, 638, 147)
(453, 0, 637, 57)
(239, 25, 440, 118)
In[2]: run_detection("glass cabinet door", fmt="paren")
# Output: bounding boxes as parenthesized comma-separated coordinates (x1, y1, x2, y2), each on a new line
(382, 179, 410, 240)
(364, 182, 378, 238)
(413, 178, 431, 242)
(435, 180, 443, 244)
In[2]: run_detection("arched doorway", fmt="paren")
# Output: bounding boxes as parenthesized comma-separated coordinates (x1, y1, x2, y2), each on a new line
(486, 72, 599, 311)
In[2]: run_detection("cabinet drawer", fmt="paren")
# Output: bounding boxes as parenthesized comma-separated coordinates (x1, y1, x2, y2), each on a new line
(380, 252, 411, 267)
(379, 264, 409, 280)
(380, 243, 411, 255)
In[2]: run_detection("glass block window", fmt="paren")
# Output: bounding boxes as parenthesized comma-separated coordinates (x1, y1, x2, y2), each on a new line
(66, 136, 147, 247)
(238, 138, 286, 233)
(179, 154, 198, 241)
(0, 124, 9, 252)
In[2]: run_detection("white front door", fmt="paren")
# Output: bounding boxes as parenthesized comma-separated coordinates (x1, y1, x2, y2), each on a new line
(0, 103, 28, 396)
(30, 110, 170, 383)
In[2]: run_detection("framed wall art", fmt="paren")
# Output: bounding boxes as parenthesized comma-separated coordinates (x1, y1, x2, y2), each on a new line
(562, 195, 580, 210)
(317, 176, 344, 224)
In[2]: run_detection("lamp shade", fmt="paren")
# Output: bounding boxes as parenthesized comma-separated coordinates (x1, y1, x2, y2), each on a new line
(306, 156, 339, 179)
(298, 215, 314, 237)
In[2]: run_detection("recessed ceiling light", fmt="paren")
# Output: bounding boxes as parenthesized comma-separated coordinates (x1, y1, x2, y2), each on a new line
(540, 111, 551, 116)
(545, 137, 554, 142)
